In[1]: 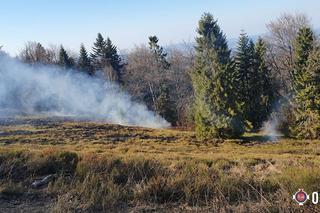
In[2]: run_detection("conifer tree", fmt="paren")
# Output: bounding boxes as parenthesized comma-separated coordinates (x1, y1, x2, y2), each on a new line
(78, 44, 93, 75)
(155, 84, 177, 124)
(191, 13, 244, 139)
(58, 46, 73, 69)
(148, 36, 170, 70)
(253, 38, 275, 126)
(104, 37, 123, 82)
(234, 32, 253, 116)
(234, 34, 275, 130)
(291, 49, 320, 139)
(146, 35, 176, 124)
(91, 33, 107, 70)
(91, 33, 123, 82)
(290, 27, 319, 139)
(292, 27, 314, 92)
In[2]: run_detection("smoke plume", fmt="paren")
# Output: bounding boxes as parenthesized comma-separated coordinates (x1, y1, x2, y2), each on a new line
(0, 52, 169, 128)
(261, 117, 281, 141)
(261, 101, 286, 141)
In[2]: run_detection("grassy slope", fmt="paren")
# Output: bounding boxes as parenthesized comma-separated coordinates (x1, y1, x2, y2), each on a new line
(0, 117, 319, 212)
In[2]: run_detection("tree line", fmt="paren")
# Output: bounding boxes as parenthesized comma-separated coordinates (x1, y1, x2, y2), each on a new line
(16, 12, 319, 139)
(191, 13, 319, 140)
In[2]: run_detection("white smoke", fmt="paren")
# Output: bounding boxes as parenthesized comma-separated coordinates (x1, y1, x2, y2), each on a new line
(261, 120, 279, 141)
(261, 111, 283, 141)
(0, 52, 169, 128)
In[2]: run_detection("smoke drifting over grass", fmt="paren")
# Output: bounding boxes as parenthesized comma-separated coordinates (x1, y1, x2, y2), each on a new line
(262, 118, 281, 141)
(0, 52, 169, 128)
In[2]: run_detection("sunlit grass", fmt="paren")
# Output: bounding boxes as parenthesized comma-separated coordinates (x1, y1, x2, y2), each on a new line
(0, 117, 319, 212)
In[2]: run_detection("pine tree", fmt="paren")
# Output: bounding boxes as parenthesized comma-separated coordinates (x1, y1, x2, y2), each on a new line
(291, 49, 320, 139)
(290, 27, 319, 139)
(292, 27, 314, 92)
(148, 36, 170, 70)
(58, 46, 73, 69)
(91, 34, 123, 82)
(234, 32, 252, 117)
(155, 84, 177, 124)
(290, 34, 319, 139)
(91, 33, 107, 70)
(234, 34, 275, 130)
(191, 13, 244, 139)
(104, 37, 123, 82)
(78, 44, 93, 75)
(252, 38, 275, 128)
(146, 35, 176, 124)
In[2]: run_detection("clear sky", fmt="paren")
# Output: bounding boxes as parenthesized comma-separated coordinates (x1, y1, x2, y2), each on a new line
(1, 0, 319, 56)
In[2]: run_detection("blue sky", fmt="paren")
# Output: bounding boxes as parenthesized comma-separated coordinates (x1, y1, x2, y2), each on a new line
(1, 0, 320, 55)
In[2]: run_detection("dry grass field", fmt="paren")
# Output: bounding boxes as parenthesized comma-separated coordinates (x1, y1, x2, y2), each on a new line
(0, 116, 319, 212)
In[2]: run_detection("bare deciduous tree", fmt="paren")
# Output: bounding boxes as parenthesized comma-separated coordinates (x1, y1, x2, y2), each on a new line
(167, 47, 194, 125)
(123, 45, 161, 110)
(19, 42, 76, 66)
(123, 44, 194, 126)
(264, 13, 311, 95)
(19, 41, 50, 64)
(45, 44, 60, 64)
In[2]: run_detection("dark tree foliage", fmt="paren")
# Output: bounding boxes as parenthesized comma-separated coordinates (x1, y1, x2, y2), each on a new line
(290, 27, 319, 139)
(91, 33, 123, 82)
(148, 36, 170, 70)
(234, 34, 275, 130)
(58, 46, 74, 69)
(252, 38, 275, 127)
(191, 13, 244, 139)
(234, 32, 253, 115)
(155, 84, 177, 124)
(91, 33, 107, 70)
(195, 14, 230, 65)
(105, 37, 123, 82)
(78, 44, 93, 75)
(147, 35, 177, 124)
(292, 27, 314, 92)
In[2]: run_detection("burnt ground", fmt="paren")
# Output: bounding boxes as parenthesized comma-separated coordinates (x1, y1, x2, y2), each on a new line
(0, 192, 53, 213)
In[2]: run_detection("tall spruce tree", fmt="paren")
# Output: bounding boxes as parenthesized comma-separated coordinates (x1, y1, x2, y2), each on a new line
(253, 38, 275, 127)
(58, 46, 73, 69)
(292, 27, 314, 92)
(290, 27, 319, 139)
(147, 35, 176, 124)
(191, 13, 244, 139)
(155, 84, 177, 124)
(91, 33, 107, 70)
(234, 32, 253, 120)
(234, 34, 274, 129)
(291, 49, 320, 139)
(78, 44, 93, 75)
(148, 36, 170, 70)
(91, 33, 123, 82)
(105, 37, 123, 82)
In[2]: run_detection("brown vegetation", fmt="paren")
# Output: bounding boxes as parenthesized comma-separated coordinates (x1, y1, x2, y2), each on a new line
(0, 116, 319, 212)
